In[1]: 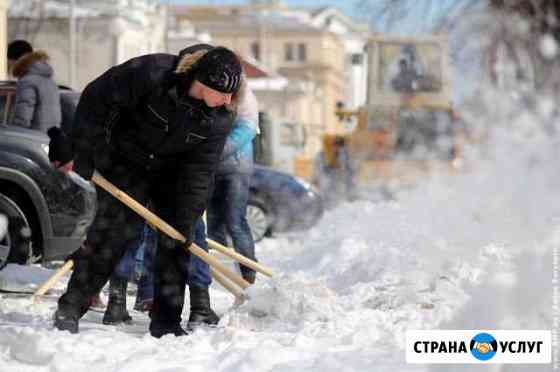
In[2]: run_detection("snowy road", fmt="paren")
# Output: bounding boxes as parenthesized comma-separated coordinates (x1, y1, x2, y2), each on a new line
(0, 197, 553, 371)
(0, 126, 556, 371)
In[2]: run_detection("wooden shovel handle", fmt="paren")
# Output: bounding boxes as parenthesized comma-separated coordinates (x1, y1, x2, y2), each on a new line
(32, 260, 74, 302)
(207, 239, 274, 277)
(91, 171, 251, 290)
(210, 267, 246, 300)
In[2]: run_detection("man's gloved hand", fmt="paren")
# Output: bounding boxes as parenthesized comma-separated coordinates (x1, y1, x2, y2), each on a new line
(47, 126, 74, 173)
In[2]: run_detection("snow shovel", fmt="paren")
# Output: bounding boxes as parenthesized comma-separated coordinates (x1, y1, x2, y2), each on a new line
(31, 259, 74, 303)
(31, 171, 265, 301)
(207, 239, 274, 277)
(32, 254, 248, 303)
(90, 171, 253, 294)
(31, 249, 249, 303)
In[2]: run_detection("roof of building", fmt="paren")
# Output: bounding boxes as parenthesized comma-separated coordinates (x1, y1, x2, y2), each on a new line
(241, 55, 290, 91)
(309, 6, 370, 34)
(8, 0, 160, 26)
(243, 59, 269, 79)
(173, 4, 369, 36)
(179, 10, 323, 34)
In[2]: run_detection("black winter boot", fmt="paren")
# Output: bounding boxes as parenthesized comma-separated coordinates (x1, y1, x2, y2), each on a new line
(187, 286, 220, 330)
(53, 309, 79, 334)
(149, 321, 188, 338)
(102, 278, 132, 325)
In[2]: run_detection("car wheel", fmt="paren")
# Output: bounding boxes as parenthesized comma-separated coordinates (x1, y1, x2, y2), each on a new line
(246, 201, 269, 243)
(0, 193, 32, 269)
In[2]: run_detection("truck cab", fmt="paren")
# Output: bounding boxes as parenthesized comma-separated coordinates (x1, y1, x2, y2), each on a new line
(335, 34, 462, 184)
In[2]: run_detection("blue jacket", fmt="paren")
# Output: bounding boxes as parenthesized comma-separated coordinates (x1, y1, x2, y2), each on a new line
(216, 87, 259, 175)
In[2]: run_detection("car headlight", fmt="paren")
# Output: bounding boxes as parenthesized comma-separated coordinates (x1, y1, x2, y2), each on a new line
(295, 177, 319, 195)
(294, 177, 312, 190)
(41, 143, 49, 156)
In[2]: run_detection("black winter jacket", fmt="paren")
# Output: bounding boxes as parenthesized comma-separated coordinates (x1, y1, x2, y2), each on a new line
(70, 46, 234, 240)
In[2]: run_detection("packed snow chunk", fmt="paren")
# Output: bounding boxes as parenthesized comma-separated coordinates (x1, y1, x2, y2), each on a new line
(224, 273, 340, 332)
(0, 328, 56, 365)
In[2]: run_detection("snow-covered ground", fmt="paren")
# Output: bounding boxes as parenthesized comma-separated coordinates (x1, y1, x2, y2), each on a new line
(0, 129, 555, 371)
(0, 93, 556, 371)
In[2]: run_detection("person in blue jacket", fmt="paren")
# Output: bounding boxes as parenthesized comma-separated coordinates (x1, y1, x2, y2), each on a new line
(207, 85, 259, 284)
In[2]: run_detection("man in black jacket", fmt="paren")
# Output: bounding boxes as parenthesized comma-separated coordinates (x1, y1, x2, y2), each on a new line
(48, 45, 243, 338)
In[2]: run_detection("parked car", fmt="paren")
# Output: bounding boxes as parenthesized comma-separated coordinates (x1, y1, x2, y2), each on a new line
(0, 82, 95, 269)
(247, 165, 323, 241)
(0, 130, 96, 270)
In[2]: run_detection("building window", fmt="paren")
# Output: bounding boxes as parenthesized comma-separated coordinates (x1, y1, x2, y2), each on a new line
(351, 53, 363, 65)
(279, 122, 305, 148)
(298, 43, 307, 61)
(285, 43, 306, 62)
(285, 43, 294, 61)
(251, 42, 261, 61)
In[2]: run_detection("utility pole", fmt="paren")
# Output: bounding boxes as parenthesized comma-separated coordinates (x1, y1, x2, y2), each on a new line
(69, 0, 77, 88)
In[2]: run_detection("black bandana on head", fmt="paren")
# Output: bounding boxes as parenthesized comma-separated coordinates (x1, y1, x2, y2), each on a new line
(195, 47, 242, 94)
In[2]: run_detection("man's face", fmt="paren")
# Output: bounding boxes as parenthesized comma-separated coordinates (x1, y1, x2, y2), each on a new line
(200, 83, 233, 107)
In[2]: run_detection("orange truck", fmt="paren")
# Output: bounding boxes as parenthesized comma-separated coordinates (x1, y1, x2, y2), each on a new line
(320, 34, 463, 185)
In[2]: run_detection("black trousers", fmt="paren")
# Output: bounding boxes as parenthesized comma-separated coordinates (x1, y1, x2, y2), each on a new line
(58, 161, 191, 325)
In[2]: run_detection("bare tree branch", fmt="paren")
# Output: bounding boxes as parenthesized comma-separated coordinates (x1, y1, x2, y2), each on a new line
(355, 0, 481, 33)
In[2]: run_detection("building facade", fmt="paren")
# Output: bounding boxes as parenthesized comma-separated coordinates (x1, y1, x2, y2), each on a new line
(8, 0, 166, 90)
(172, 2, 365, 168)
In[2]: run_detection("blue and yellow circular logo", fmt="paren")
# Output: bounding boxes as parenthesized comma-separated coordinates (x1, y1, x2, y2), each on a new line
(470, 333, 498, 361)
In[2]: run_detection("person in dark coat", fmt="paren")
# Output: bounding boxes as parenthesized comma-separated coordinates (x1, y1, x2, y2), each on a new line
(47, 45, 243, 338)
(117, 81, 259, 330)
(8, 40, 61, 132)
(97, 45, 249, 331)
(207, 86, 259, 284)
